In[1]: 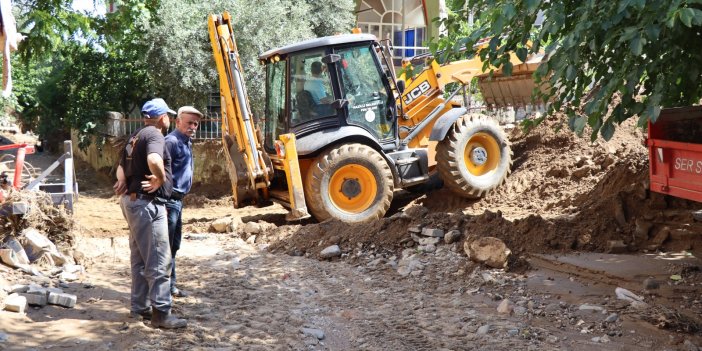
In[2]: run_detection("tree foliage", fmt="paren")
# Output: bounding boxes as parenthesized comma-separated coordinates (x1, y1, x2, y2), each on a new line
(6, 0, 355, 146)
(436, 0, 702, 140)
(143, 0, 356, 118)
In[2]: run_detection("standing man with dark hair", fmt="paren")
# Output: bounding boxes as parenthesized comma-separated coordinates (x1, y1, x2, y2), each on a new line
(113, 98, 187, 329)
(165, 106, 202, 298)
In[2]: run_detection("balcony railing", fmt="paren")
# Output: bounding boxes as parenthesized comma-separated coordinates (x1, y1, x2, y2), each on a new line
(104, 118, 222, 141)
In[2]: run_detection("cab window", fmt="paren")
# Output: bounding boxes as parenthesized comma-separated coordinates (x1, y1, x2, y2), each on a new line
(289, 51, 336, 125)
(264, 60, 286, 150)
(337, 45, 393, 139)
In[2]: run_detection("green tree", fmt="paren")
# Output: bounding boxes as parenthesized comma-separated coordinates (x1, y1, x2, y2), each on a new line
(435, 0, 702, 140)
(143, 0, 355, 118)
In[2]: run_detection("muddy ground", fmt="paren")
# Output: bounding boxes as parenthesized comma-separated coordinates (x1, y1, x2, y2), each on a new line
(1, 118, 702, 350)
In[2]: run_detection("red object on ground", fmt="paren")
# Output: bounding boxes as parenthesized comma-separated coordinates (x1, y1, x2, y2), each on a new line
(0, 143, 35, 189)
(647, 106, 702, 202)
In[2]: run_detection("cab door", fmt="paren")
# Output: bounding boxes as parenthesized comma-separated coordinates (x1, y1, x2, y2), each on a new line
(335, 44, 395, 141)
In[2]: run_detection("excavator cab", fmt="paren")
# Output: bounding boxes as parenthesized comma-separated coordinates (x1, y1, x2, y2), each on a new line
(259, 35, 398, 157)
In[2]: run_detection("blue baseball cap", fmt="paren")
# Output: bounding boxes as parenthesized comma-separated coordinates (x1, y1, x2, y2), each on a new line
(141, 98, 176, 118)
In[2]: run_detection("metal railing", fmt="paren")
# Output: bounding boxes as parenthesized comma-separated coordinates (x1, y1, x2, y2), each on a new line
(105, 117, 223, 140)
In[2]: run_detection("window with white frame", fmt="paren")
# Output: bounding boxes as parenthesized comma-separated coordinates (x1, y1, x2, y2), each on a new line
(356, 0, 426, 58)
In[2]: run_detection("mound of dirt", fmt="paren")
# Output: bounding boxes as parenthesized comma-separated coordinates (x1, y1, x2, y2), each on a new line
(268, 116, 702, 262)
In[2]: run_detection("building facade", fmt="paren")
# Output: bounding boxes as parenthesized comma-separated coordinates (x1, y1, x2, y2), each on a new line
(354, 0, 445, 58)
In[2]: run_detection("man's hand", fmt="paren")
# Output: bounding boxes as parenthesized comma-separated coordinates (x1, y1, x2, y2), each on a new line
(113, 180, 127, 196)
(141, 175, 163, 193)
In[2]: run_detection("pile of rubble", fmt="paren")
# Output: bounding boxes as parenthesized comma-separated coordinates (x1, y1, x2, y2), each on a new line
(1, 190, 79, 314)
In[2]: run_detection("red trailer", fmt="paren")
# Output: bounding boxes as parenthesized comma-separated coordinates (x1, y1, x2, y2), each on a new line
(647, 106, 702, 202)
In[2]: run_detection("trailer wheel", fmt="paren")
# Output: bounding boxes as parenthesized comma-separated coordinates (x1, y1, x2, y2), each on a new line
(436, 114, 512, 198)
(306, 143, 394, 223)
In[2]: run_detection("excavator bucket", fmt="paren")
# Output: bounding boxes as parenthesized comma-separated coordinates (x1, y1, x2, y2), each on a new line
(477, 56, 546, 108)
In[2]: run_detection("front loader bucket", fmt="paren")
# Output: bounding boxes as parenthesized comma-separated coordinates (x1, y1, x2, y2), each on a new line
(477, 60, 545, 108)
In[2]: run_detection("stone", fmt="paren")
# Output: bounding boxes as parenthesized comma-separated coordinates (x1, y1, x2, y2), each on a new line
(578, 304, 605, 312)
(648, 227, 670, 249)
(246, 235, 257, 244)
(48, 292, 77, 308)
(21, 228, 61, 263)
(513, 306, 527, 316)
(0, 332, 7, 343)
(606, 240, 627, 254)
(634, 218, 652, 242)
(477, 325, 490, 335)
(301, 327, 325, 340)
(211, 217, 240, 233)
(507, 329, 519, 337)
(643, 278, 660, 290)
(421, 228, 444, 238)
(572, 165, 593, 178)
(4, 294, 27, 313)
(418, 236, 440, 246)
(320, 245, 341, 259)
(683, 339, 699, 351)
(497, 299, 513, 315)
(693, 210, 702, 222)
(604, 313, 618, 323)
(243, 221, 261, 235)
(419, 244, 436, 253)
(444, 230, 462, 244)
(612, 196, 627, 228)
(464, 237, 511, 269)
(60, 272, 79, 282)
(404, 206, 429, 218)
(407, 225, 422, 234)
(5, 239, 29, 265)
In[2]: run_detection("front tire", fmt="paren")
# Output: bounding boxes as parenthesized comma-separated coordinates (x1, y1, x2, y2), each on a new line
(306, 143, 394, 223)
(436, 114, 512, 198)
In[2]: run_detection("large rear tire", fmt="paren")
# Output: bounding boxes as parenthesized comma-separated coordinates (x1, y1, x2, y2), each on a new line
(306, 143, 394, 223)
(436, 114, 512, 198)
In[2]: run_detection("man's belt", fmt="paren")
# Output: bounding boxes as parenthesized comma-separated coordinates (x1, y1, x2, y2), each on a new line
(129, 193, 154, 201)
(170, 191, 185, 200)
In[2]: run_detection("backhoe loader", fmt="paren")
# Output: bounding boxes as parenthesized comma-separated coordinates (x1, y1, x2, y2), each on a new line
(208, 12, 542, 223)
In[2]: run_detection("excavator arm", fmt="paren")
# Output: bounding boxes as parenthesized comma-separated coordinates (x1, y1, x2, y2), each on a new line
(208, 12, 272, 207)
(208, 12, 309, 219)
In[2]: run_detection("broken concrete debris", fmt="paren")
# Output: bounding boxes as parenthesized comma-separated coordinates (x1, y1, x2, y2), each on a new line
(3, 293, 27, 313)
(420, 227, 444, 238)
(464, 236, 511, 269)
(444, 230, 461, 244)
(320, 245, 341, 258)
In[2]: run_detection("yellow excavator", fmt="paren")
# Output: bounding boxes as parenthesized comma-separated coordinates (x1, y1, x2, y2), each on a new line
(208, 12, 542, 223)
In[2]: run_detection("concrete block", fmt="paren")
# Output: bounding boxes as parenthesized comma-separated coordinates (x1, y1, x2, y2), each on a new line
(20, 292, 48, 306)
(421, 228, 445, 238)
(48, 292, 76, 308)
(4, 294, 27, 313)
(12, 202, 28, 215)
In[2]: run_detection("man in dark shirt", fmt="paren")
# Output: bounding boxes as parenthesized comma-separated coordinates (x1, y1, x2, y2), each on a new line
(113, 98, 187, 329)
(164, 105, 202, 298)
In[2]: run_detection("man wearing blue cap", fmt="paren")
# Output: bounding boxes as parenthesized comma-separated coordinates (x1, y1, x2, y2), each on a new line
(113, 97, 187, 329)
(165, 105, 202, 298)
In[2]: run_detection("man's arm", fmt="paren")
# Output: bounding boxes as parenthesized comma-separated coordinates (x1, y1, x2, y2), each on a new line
(113, 165, 127, 195)
(141, 152, 165, 193)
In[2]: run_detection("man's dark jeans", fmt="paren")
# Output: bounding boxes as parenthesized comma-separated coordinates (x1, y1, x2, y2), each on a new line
(165, 198, 183, 291)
